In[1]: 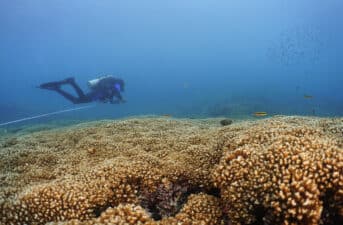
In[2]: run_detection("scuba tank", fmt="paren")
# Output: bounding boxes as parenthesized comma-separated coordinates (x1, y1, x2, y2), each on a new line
(87, 75, 114, 89)
(87, 78, 100, 89)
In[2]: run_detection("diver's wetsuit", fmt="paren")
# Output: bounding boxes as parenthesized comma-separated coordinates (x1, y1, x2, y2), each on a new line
(38, 77, 125, 104)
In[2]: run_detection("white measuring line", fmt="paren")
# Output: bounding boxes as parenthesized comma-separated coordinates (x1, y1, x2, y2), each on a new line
(0, 105, 95, 126)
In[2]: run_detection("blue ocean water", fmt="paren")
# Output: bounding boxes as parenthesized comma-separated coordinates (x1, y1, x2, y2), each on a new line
(0, 0, 342, 127)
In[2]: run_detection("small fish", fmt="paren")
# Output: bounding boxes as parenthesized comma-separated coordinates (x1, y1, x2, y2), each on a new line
(304, 94, 313, 99)
(162, 114, 172, 117)
(253, 112, 268, 117)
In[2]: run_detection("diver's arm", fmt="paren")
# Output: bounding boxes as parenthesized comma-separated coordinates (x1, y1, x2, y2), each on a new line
(108, 90, 126, 104)
(115, 92, 126, 103)
(109, 95, 124, 104)
(109, 96, 117, 104)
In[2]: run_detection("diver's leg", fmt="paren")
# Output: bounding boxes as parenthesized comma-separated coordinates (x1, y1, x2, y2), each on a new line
(54, 88, 79, 104)
(39, 77, 91, 104)
(55, 88, 92, 104)
(67, 79, 87, 98)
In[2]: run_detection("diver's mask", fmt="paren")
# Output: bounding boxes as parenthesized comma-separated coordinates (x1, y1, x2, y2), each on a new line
(114, 83, 121, 92)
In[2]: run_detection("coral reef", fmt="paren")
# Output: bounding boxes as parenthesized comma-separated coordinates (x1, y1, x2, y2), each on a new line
(0, 118, 228, 224)
(49, 204, 154, 225)
(140, 177, 191, 219)
(213, 118, 343, 225)
(45, 193, 223, 225)
(159, 193, 224, 225)
(0, 116, 342, 225)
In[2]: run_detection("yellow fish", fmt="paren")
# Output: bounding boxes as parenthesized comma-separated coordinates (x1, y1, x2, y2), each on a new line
(304, 94, 313, 99)
(253, 112, 268, 117)
(162, 114, 172, 118)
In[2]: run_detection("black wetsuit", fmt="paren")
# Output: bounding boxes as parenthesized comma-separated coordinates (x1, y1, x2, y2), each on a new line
(39, 77, 125, 104)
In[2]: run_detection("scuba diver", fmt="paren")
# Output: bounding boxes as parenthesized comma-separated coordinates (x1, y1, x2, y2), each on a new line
(38, 75, 125, 104)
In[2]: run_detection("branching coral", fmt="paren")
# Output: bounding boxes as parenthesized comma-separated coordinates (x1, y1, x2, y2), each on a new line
(0, 116, 342, 225)
(0, 118, 227, 224)
(2, 161, 180, 224)
(170, 193, 224, 225)
(46, 193, 223, 225)
(213, 121, 343, 225)
(48, 204, 154, 225)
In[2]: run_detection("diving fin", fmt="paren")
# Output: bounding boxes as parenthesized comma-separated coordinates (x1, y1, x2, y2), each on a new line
(38, 77, 75, 90)
(38, 81, 61, 90)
